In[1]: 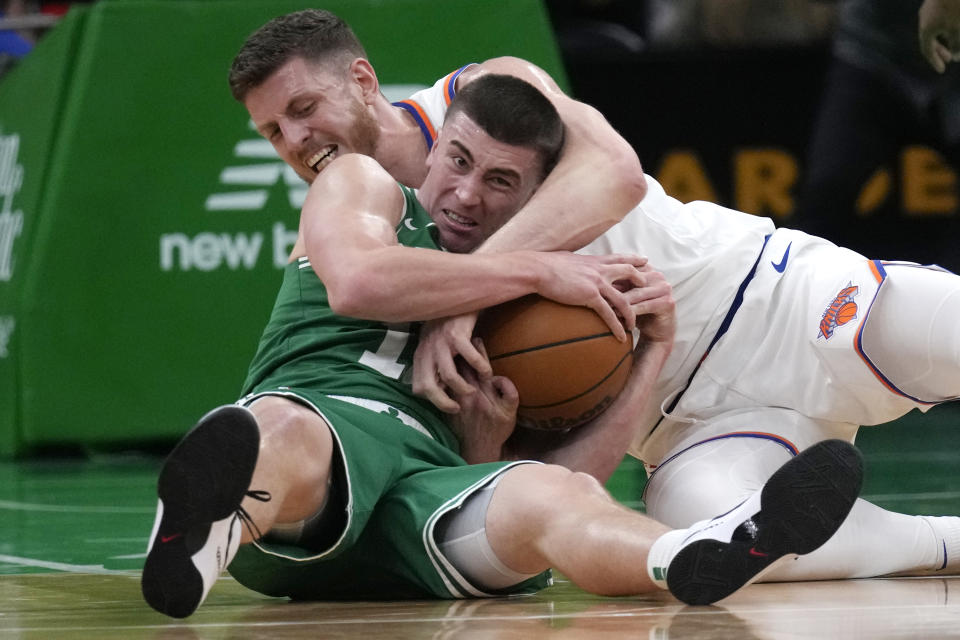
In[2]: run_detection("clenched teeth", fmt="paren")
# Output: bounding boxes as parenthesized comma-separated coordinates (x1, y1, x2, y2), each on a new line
(444, 210, 476, 226)
(307, 145, 337, 173)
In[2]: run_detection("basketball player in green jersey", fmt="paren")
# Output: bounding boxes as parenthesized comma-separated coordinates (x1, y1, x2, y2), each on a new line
(141, 70, 863, 618)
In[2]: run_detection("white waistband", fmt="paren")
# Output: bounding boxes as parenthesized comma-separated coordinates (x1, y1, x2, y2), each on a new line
(327, 395, 433, 440)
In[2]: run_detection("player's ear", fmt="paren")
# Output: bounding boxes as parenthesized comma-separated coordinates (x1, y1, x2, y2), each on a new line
(426, 128, 441, 169)
(350, 58, 379, 104)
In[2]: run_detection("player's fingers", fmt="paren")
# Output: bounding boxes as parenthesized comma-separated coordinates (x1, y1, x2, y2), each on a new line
(596, 288, 633, 339)
(592, 299, 627, 342)
(423, 384, 461, 414)
(602, 253, 647, 268)
(491, 376, 519, 408)
(624, 279, 672, 304)
(460, 337, 492, 379)
(933, 40, 952, 72)
(414, 351, 467, 413)
(437, 359, 476, 400)
(602, 264, 648, 294)
(633, 294, 675, 318)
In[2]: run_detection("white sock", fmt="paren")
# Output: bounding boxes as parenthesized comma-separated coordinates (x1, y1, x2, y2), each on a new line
(647, 529, 688, 589)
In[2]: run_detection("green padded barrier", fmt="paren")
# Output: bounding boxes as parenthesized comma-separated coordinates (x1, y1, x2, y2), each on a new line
(0, 0, 564, 456)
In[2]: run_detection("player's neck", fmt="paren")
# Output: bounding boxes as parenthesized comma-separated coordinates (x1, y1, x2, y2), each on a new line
(374, 101, 430, 188)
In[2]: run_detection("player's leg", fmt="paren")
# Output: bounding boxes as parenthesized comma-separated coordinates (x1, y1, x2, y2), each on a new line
(483, 439, 863, 605)
(859, 265, 960, 402)
(645, 436, 960, 580)
(141, 395, 335, 618)
(240, 395, 338, 538)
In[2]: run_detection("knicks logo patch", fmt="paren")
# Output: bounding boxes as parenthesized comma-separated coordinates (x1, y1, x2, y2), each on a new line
(818, 284, 859, 340)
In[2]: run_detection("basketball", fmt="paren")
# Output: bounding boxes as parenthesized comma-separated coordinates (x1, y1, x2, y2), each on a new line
(476, 295, 634, 431)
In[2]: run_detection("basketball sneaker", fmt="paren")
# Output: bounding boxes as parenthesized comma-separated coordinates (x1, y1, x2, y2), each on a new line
(141, 405, 269, 618)
(654, 439, 863, 605)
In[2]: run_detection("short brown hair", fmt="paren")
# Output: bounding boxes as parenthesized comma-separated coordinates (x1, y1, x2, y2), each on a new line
(447, 74, 565, 181)
(229, 9, 366, 102)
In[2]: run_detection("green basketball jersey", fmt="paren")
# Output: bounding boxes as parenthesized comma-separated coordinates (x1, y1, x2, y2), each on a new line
(240, 185, 455, 447)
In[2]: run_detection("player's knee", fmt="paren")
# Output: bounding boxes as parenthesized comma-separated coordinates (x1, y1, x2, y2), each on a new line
(500, 464, 610, 520)
(562, 469, 610, 504)
(250, 397, 331, 447)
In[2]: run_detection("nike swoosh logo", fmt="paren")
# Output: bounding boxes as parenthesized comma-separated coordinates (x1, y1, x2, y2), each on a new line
(749, 547, 769, 557)
(771, 242, 792, 273)
(161, 533, 182, 543)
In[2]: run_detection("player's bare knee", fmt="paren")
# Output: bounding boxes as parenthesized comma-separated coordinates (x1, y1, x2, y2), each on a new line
(249, 397, 333, 454)
(497, 464, 609, 523)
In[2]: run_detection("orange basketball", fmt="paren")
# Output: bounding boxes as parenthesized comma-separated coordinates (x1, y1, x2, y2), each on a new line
(476, 295, 634, 431)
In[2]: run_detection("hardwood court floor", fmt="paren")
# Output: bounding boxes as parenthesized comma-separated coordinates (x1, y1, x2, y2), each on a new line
(2, 405, 959, 639)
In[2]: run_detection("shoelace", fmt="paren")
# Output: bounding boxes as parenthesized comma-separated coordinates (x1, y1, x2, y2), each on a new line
(235, 489, 272, 541)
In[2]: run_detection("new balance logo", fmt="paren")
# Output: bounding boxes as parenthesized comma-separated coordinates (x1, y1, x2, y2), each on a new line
(204, 137, 307, 212)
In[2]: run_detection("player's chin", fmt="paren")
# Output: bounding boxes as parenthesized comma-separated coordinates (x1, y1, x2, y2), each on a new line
(437, 229, 477, 254)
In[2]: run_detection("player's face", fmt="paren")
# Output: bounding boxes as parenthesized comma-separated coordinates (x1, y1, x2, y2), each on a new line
(244, 56, 379, 183)
(419, 111, 543, 254)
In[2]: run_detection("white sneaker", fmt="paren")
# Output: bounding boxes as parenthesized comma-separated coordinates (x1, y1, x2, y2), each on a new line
(665, 439, 864, 605)
(141, 405, 269, 618)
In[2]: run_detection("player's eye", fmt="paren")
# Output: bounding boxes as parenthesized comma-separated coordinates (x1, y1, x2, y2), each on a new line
(294, 102, 315, 117)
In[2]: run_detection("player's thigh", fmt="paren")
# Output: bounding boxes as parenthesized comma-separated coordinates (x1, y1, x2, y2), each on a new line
(642, 436, 793, 528)
(860, 264, 960, 401)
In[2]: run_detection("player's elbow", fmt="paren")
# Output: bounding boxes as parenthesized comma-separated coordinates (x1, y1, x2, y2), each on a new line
(324, 269, 386, 320)
(617, 165, 647, 214)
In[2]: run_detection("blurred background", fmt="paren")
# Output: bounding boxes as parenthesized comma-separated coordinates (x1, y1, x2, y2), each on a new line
(0, 0, 957, 458)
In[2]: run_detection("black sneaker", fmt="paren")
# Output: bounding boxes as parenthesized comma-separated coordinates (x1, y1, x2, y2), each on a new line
(141, 405, 269, 618)
(666, 439, 864, 605)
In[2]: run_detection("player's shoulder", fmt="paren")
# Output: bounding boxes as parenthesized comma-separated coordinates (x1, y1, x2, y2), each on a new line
(324, 153, 393, 183)
(313, 154, 404, 211)
(457, 57, 551, 88)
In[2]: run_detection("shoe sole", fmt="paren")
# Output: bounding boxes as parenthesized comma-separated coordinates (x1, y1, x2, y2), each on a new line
(141, 405, 260, 618)
(666, 439, 864, 606)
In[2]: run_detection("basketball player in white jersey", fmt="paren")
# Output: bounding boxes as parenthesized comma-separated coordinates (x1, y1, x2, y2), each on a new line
(405, 68, 960, 581)
(228, 9, 960, 582)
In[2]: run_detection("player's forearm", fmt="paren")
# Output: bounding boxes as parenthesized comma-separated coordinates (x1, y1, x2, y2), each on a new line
(323, 247, 544, 322)
(531, 339, 672, 482)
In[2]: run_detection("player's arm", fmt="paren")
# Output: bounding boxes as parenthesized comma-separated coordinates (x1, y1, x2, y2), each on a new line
(457, 57, 647, 253)
(303, 154, 645, 325)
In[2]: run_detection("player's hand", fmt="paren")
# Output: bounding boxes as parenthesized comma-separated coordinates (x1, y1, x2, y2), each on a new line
(622, 266, 676, 345)
(534, 252, 648, 342)
(919, 0, 960, 73)
(413, 312, 490, 413)
(446, 341, 518, 464)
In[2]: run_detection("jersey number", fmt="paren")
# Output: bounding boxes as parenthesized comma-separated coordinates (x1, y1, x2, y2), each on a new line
(359, 325, 411, 380)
